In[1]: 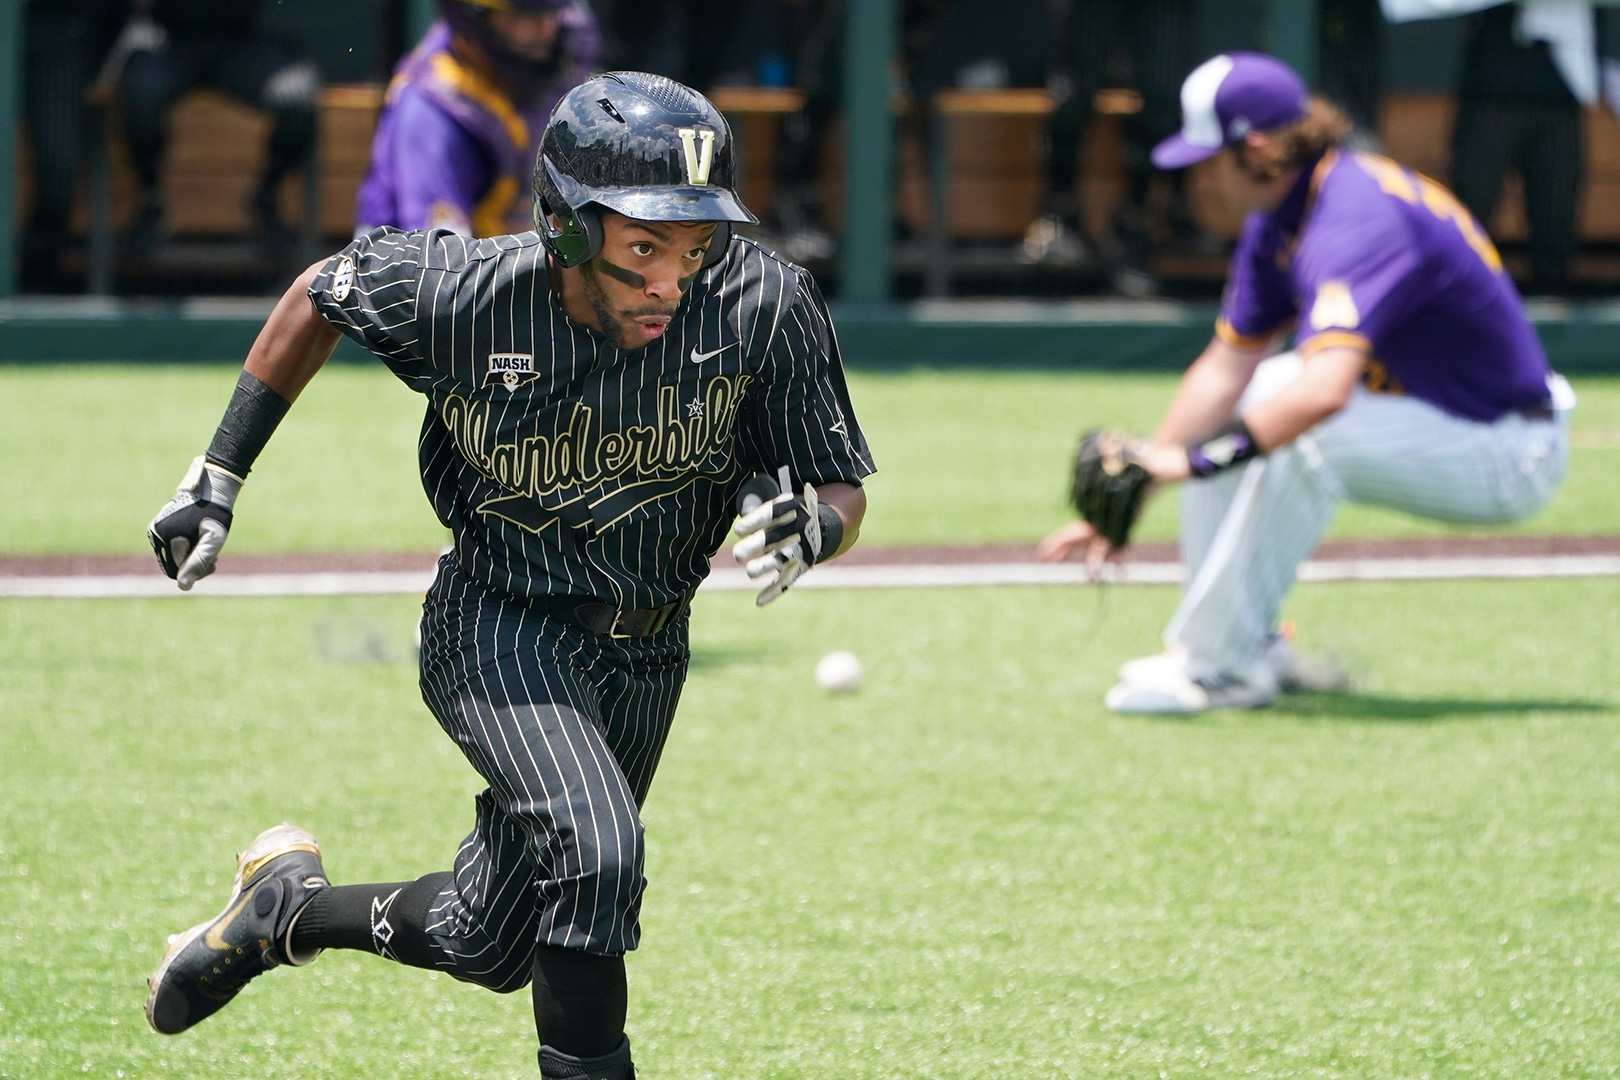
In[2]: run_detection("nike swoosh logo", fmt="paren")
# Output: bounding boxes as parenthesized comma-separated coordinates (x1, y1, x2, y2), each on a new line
(690, 345, 732, 363)
(203, 890, 256, 951)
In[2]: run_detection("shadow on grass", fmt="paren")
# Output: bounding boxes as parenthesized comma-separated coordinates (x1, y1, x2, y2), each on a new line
(1277, 693, 1612, 722)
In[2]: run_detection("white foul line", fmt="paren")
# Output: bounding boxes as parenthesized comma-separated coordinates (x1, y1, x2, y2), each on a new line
(1295, 555, 1620, 582)
(3, 554, 1619, 600)
(0, 572, 436, 599)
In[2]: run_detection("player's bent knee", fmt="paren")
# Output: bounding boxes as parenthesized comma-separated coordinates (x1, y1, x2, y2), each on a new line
(581, 827, 646, 903)
(446, 945, 539, 994)
(576, 836, 647, 916)
(530, 827, 648, 955)
(1237, 352, 1306, 414)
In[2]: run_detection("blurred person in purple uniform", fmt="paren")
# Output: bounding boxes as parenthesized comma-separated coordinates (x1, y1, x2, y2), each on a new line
(1040, 53, 1573, 714)
(354, 0, 599, 237)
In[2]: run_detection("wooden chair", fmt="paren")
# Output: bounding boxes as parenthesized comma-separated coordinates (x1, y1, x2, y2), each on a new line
(921, 88, 1053, 295)
(81, 82, 386, 293)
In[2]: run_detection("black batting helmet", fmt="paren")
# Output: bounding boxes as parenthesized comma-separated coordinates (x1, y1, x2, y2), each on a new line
(534, 71, 757, 269)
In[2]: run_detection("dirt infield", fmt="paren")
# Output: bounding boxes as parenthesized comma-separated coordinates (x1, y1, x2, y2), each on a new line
(6, 534, 1620, 578)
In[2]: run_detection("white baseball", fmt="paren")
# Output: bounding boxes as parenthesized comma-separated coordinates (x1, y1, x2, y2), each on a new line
(814, 650, 862, 693)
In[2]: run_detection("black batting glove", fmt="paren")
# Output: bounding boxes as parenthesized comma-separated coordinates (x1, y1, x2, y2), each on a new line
(147, 456, 243, 590)
(731, 468, 823, 606)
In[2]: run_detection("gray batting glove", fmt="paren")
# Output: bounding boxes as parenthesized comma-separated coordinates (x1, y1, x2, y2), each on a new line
(732, 467, 822, 607)
(147, 456, 243, 590)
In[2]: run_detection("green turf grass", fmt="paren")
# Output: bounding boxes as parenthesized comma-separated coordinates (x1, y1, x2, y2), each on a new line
(1, 365, 1617, 555)
(0, 365, 445, 557)
(850, 369, 1620, 547)
(3, 580, 1616, 1077)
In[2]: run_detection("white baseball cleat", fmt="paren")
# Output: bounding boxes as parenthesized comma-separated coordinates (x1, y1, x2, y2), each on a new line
(1118, 632, 1349, 698)
(1105, 656, 1279, 714)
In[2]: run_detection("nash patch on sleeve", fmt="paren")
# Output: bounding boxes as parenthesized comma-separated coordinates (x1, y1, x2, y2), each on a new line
(485, 352, 537, 390)
(1309, 280, 1360, 331)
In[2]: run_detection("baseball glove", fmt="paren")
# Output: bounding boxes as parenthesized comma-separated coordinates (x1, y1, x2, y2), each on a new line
(1069, 428, 1153, 549)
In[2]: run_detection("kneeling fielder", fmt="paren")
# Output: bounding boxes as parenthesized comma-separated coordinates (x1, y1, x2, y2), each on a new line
(1042, 53, 1571, 715)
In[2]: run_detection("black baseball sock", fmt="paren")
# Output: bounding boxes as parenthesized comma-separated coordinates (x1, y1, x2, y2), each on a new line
(289, 872, 451, 969)
(532, 945, 628, 1059)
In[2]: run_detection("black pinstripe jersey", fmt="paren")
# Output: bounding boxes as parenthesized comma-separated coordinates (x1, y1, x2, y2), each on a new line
(307, 228, 874, 607)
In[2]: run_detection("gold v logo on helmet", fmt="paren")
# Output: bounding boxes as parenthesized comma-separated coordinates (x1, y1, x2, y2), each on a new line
(677, 127, 716, 186)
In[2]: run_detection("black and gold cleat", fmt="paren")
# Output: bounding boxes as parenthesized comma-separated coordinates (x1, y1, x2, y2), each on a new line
(145, 824, 328, 1035)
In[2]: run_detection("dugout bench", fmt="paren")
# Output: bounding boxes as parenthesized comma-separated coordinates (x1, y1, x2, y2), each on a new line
(17, 85, 1620, 296)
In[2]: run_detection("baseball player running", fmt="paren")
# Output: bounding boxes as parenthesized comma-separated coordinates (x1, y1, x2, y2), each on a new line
(142, 72, 873, 1078)
(1040, 52, 1572, 715)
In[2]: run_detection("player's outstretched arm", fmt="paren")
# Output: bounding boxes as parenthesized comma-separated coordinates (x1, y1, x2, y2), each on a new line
(1039, 337, 1262, 571)
(1038, 340, 1368, 570)
(243, 260, 345, 401)
(147, 262, 343, 588)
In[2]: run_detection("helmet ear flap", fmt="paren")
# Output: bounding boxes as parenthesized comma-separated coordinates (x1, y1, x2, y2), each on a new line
(535, 158, 604, 267)
(536, 202, 598, 267)
(573, 204, 603, 265)
(701, 223, 731, 269)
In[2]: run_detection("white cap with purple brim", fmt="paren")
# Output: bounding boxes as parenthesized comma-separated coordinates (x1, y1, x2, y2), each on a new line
(1151, 52, 1310, 170)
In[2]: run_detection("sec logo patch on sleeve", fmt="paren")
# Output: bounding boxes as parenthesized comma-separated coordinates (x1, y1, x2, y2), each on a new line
(331, 257, 355, 301)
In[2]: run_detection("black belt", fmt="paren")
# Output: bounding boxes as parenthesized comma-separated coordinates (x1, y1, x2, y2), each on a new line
(1519, 401, 1555, 421)
(526, 591, 691, 638)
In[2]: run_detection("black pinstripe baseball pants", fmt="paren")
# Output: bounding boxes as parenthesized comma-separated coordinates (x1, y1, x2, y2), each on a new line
(412, 557, 689, 992)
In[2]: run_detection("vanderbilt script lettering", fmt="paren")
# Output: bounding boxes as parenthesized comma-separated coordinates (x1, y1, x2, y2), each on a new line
(439, 375, 753, 505)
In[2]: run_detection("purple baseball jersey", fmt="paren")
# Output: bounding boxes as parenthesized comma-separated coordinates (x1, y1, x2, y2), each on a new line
(1217, 150, 1553, 422)
(355, 12, 599, 237)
